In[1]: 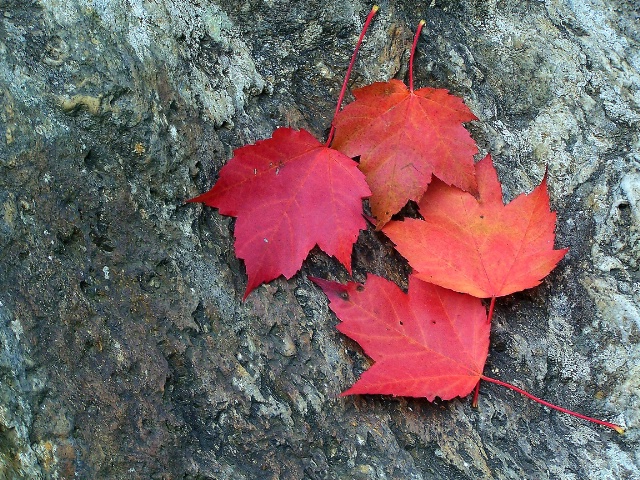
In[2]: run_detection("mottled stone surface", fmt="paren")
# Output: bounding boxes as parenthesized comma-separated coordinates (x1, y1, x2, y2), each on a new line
(0, 0, 638, 478)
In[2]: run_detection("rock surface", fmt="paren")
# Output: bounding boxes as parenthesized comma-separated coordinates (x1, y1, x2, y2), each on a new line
(1, 0, 639, 478)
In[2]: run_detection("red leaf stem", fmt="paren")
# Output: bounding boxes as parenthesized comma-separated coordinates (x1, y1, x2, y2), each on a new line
(487, 297, 496, 324)
(326, 5, 379, 146)
(472, 381, 481, 408)
(481, 375, 625, 433)
(409, 20, 425, 93)
(473, 297, 497, 407)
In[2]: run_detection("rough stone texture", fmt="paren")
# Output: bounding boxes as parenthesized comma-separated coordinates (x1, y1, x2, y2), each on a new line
(0, 0, 638, 478)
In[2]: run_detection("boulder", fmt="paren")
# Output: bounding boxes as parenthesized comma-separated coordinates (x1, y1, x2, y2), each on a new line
(1, 1, 638, 478)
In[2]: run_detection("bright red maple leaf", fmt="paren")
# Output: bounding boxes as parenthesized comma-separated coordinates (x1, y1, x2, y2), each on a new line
(383, 155, 568, 299)
(312, 274, 623, 432)
(189, 127, 370, 298)
(189, 7, 379, 299)
(312, 274, 489, 400)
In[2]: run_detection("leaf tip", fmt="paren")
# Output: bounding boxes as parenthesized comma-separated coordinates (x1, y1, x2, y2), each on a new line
(536, 164, 551, 194)
(374, 219, 389, 231)
(309, 276, 327, 287)
(339, 385, 360, 397)
(310, 277, 349, 299)
(372, 5, 380, 13)
(242, 275, 266, 301)
(542, 164, 549, 181)
(363, 213, 377, 226)
(241, 286, 253, 302)
(186, 189, 221, 209)
(186, 192, 206, 204)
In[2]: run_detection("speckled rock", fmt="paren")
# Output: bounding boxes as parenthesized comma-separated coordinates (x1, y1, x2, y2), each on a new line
(0, 0, 638, 479)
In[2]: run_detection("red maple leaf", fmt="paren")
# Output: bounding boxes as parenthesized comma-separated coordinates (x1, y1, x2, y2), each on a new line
(331, 80, 478, 227)
(383, 155, 568, 299)
(312, 274, 623, 432)
(189, 7, 379, 299)
(189, 127, 370, 298)
(330, 23, 478, 227)
(312, 274, 489, 400)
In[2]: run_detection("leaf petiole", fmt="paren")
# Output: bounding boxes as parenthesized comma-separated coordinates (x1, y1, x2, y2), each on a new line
(480, 375, 625, 433)
(326, 5, 379, 146)
(487, 296, 496, 324)
(409, 20, 425, 93)
(472, 381, 481, 408)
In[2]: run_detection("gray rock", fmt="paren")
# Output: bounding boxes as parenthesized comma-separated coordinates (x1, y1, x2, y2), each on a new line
(0, 0, 638, 478)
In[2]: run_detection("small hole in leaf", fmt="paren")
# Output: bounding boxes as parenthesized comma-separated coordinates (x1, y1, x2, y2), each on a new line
(340, 292, 349, 300)
(480, 215, 484, 219)
(356, 285, 364, 292)
(399, 321, 404, 325)
(431, 321, 436, 324)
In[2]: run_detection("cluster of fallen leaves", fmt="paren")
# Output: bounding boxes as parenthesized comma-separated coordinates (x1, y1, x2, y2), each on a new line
(313, 152, 567, 397)
(189, 8, 623, 432)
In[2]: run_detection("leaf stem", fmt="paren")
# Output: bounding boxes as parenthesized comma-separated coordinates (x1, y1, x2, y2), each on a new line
(480, 375, 625, 433)
(487, 296, 496, 324)
(409, 20, 425, 93)
(326, 5, 379, 147)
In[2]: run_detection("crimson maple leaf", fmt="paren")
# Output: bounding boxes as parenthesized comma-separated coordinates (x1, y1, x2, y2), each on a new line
(383, 155, 568, 299)
(313, 274, 489, 400)
(312, 274, 623, 432)
(189, 127, 370, 298)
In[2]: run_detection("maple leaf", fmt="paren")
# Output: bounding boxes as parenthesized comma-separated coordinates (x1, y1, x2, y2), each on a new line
(190, 127, 370, 298)
(312, 274, 489, 400)
(383, 155, 568, 299)
(331, 23, 478, 227)
(312, 274, 624, 432)
(189, 7, 379, 299)
(331, 80, 478, 227)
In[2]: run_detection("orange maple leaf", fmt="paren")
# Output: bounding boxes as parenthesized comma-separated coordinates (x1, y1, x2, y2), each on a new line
(383, 155, 568, 298)
(331, 79, 478, 228)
